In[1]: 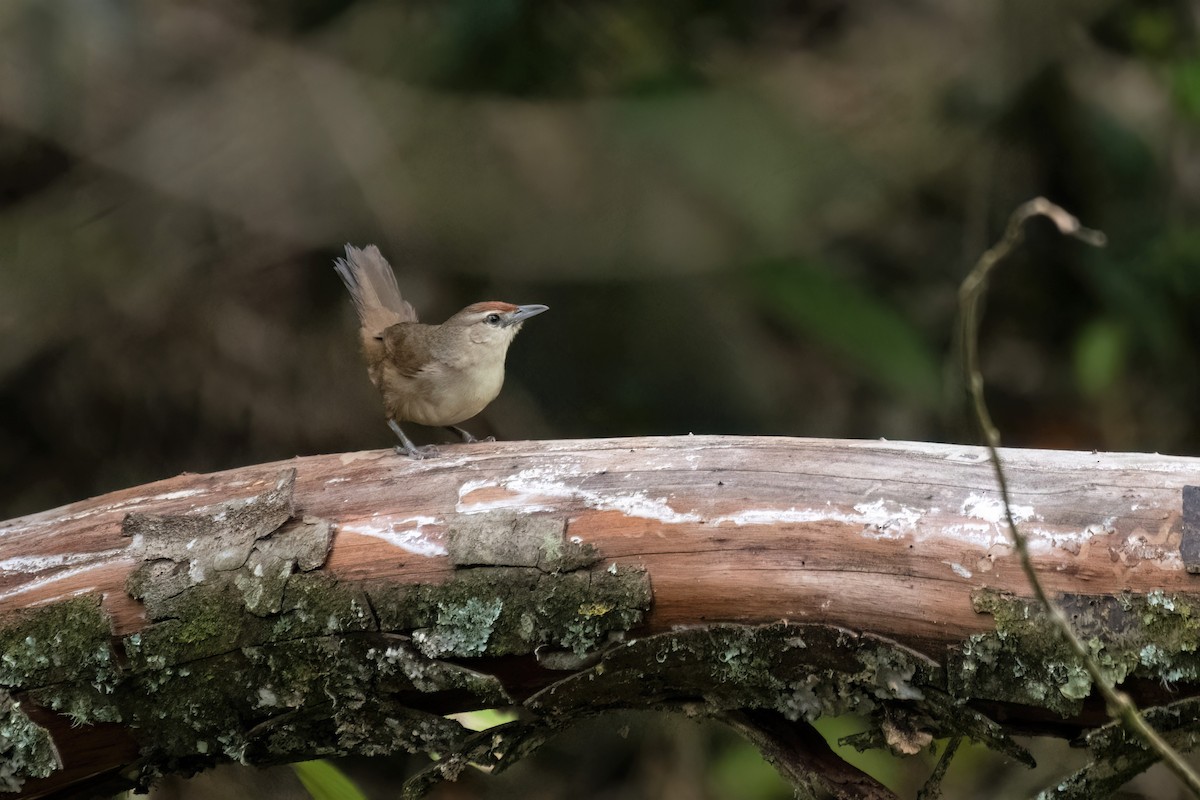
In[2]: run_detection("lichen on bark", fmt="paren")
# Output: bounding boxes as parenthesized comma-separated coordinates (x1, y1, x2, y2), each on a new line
(525, 622, 1031, 766)
(370, 564, 651, 658)
(0, 595, 118, 690)
(1, 470, 654, 793)
(371, 509, 652, 659)
(102, 470, 543, 782)
(0, 596, 117, 788)
(950, 588, 1200, 718)
(0, 693, 59, 791)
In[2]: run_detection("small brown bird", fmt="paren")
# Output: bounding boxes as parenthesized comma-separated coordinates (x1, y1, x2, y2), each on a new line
(334, 244, 548, 458)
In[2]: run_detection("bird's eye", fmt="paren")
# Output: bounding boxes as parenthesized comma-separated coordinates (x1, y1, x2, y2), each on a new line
(485, 313, 501, 325)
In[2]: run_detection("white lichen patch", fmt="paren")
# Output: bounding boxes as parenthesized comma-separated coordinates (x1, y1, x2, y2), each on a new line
(0, 563, 116, 603)
(741, 496, 1115, 559)
(151, 488, 209, 502)
(943, 561, 973, 579)
(188, 560, 207, 584)
(1091, 516, 1119, 535)
(950, 493, 1116, 555)
(847, 500, 925, 537)
(457, 465, 704, 524)
(454, 462, 1162, 567)
(703, 500, 925, 536)
(339, 516, 447, 557)
(0, 548, 128, 575)
(460, 464, 928, 534)
(960, 493, 1036, 526)
(942, 523, 1006, 549)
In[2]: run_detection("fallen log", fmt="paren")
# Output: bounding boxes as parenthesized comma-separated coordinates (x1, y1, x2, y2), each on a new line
(2, 435, 1198, 798)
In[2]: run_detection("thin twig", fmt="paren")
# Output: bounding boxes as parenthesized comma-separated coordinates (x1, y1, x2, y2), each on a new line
(958, 197, 1200, 796)
(916, 736, 961, 800)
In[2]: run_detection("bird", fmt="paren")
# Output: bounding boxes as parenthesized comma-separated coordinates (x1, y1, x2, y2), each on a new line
(334, 244, 548, 458)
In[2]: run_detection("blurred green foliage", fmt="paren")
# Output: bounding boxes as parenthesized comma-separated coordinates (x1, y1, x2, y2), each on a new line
(293, 760, 367, 800)
(708, 739, 793, 799)
(1073, 318, 1128, 397)
(389, 0, 828, 96)
(753, 258, 942, 407)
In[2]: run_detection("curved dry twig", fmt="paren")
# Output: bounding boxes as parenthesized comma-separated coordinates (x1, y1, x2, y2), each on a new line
(957, 197, 1200, 797)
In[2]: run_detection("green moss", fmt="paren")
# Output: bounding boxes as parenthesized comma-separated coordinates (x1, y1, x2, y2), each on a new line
(960, 591, 1071, 712)
(388, 514, 642, 659)
(126, 585, 246, 670)
(118, 634, 483, 773)
(264, 574, 374, 641)
(244, 637, 355, 711)
(541, 569, 651, 656)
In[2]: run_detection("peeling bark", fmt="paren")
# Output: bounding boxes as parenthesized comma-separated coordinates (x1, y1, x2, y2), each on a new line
(1, 435, 1199, 798)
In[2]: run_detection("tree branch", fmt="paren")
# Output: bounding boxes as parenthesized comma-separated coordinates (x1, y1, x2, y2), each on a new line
(1, 436, 1198, 797)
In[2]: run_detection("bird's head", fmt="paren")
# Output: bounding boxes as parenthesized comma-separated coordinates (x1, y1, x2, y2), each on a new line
(446, 301, 549, 348)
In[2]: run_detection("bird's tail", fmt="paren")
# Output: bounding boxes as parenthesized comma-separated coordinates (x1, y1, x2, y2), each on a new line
(334, 245, 418, 336)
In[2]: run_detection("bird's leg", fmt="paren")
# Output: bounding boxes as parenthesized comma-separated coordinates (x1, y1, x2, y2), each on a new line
(388, 419, 438, 459)
(444, 425, 495, 444)
(445, 425, 476, 443)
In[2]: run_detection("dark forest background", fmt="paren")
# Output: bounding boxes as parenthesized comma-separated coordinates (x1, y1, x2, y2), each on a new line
(2, 1, 1199, 797)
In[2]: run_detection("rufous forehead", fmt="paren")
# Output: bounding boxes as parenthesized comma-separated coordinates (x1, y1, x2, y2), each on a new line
(462, 301, 519, 314)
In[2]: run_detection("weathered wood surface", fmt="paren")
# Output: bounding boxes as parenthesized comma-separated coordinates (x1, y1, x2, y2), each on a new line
(2, 435, 1199, 796)
(4, 435, 1194, 648)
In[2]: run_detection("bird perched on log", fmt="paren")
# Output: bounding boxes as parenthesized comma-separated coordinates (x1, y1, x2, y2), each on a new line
(334, 244, 548, 458)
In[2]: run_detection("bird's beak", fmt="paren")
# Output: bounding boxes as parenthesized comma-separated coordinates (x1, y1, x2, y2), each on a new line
(506, 304, 549, 326)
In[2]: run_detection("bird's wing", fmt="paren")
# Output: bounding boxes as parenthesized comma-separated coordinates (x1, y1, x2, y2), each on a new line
(381, 323, 440, 379)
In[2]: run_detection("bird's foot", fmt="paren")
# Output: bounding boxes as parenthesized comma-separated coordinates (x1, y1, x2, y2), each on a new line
(445, 425, 494, 444)
(395, 444, 440, 460)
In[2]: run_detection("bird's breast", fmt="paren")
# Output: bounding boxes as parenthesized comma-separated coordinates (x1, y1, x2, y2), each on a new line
(381, 357, 506, 426)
